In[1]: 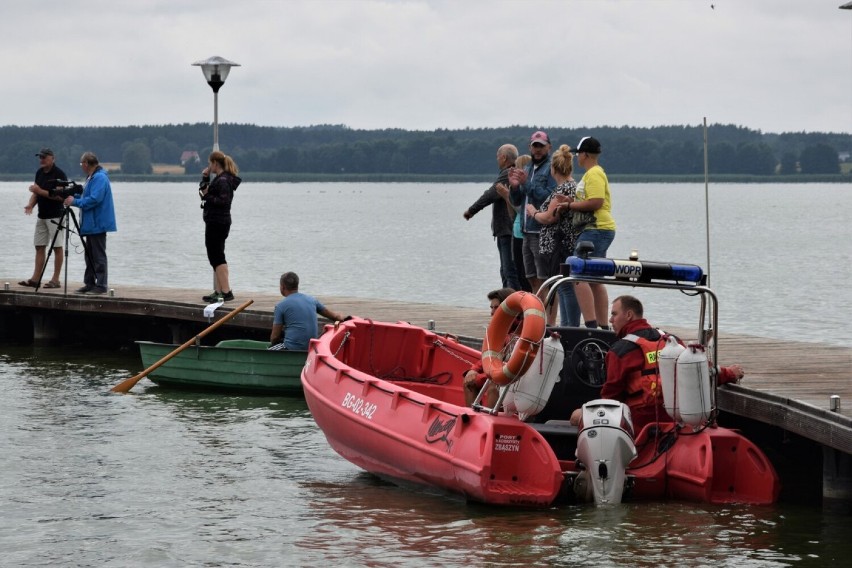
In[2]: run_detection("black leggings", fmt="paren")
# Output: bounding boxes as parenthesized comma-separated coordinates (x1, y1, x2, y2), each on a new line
(205, 221, 231, 268)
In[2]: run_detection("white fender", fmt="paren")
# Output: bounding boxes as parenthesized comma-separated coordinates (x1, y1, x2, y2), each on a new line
(658, 335, 685, 418)
(674, 344, 712, 428)
(575, 399, 637, 505)
(505, 334, 564, 421)
(501, 384, 517, 416)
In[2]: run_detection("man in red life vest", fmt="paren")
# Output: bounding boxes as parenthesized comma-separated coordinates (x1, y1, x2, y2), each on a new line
(463, 287, 516, 407)
(569, 295, 744, 433)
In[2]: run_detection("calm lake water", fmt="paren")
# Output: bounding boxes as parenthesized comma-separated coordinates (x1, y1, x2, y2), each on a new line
(2, 181, 852, 566)
(2, 345, 851, 567)
(3, 180, 850, 345)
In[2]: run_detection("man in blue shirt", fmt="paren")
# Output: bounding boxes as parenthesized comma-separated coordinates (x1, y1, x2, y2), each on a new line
(270, 272, 344, 350)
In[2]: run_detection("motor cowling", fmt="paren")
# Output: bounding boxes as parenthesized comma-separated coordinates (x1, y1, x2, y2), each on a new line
(575, 399, 637, 505)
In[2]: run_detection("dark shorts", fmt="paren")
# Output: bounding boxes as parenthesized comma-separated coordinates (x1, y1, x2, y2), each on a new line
(522, 233, 548, 280)
(205, 221, 231, 268)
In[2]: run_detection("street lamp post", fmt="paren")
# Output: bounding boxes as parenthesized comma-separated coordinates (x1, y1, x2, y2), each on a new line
(192, 56, 240, 152)
(843, 3, 852, 136)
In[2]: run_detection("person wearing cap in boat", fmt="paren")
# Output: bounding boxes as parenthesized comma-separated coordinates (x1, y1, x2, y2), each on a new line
(568, 295, 745, 433)
(269, 271, 345, 351)
(20, 148, 67, 289)
(508, 131, 557, 295)
(463, 287, 517, 407)
(463, 144, 521, 291)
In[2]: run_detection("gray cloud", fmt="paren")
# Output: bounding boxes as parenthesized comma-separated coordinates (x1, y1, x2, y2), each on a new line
(3, 0, 850, 133)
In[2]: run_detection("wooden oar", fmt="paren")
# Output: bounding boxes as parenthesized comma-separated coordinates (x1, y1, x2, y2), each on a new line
(111, 299, 254, 393)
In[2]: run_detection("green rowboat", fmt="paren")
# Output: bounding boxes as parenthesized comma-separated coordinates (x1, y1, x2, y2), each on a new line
(136, 339, 306, 395)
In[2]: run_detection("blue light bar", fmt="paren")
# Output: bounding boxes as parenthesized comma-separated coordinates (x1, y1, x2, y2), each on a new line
(566, 256, 704, 283)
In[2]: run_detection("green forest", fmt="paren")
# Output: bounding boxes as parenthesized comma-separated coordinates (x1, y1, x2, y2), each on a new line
(0, 123, 849, 180)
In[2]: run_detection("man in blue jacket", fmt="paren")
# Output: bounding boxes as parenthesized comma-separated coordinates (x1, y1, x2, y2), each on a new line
(508, 130, 556, 293)
(64, 152, 117, 295)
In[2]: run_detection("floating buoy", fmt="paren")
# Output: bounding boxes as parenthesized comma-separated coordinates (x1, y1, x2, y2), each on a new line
(659, 334, 685, 418)
(674, 344, 712, 428)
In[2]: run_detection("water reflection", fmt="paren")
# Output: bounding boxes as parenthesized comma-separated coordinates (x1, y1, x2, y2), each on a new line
(2, 344, 852, 567)
(144, 387, 310, 422)
(297, 473, 570, 566)
(296, 471, 843, 566)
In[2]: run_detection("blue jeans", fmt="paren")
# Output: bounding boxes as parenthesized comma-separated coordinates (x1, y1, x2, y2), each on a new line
(547, 239, 580, 326)
(575, 229, 615, 258)
(559, 284, 581, 327)
(497, 235, 520, 290)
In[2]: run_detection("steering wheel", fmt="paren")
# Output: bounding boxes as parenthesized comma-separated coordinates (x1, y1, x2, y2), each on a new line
(568, 338, 609, 388)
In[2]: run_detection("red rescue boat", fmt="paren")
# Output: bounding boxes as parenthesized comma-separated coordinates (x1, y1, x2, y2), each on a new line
(301, 317, 564, 507)
(302, 255, 781, 507)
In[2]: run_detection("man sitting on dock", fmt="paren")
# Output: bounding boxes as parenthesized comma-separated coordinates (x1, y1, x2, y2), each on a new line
(269, 272, 344, 351)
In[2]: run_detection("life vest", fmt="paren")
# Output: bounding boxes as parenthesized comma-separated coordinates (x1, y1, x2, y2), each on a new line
(620, 332, 666, 411)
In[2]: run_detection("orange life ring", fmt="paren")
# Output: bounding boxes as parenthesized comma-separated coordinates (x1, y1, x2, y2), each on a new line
(481, 291, 546, 386)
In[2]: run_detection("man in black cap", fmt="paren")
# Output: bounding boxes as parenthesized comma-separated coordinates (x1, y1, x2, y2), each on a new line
(20, 148, 67, 288)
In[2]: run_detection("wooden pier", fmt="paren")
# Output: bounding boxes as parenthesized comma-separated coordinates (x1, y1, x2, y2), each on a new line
(2, 281, 851, 503)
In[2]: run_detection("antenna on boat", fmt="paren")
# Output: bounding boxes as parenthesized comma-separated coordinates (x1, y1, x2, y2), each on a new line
(703, 117, 711, 287)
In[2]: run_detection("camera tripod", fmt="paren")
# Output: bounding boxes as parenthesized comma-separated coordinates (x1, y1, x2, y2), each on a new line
(34, 206, 91, 296)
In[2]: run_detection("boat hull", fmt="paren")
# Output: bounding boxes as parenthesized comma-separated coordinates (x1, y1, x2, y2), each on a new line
(137, 339, 305, 395)
(301, 318, 564, 507)
(302, 318, 781, 507)
(626, 422, 781, 505)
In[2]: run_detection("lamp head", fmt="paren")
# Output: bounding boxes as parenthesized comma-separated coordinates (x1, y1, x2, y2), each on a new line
(192, 55, 240, 93)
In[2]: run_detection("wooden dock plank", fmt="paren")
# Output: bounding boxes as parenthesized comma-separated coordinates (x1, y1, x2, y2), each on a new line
(2, 281, 850, 452)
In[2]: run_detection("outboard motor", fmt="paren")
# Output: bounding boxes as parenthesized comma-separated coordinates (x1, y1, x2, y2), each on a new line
(502, 333, 564, 421)
(575, 399, 637, 505)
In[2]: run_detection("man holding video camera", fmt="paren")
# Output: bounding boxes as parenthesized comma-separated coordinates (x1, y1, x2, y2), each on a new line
(63, 152, 116, 295)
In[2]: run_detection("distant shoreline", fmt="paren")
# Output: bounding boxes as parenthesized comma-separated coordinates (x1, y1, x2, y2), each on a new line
(1, 172, 849, 184)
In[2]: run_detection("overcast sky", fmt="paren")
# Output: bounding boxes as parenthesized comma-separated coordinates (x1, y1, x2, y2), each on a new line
(4, 0, 851, 134)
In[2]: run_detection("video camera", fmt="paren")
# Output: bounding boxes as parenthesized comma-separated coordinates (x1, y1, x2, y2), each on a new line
(198, 175, 211, 207)
(48, 179, 83, 199)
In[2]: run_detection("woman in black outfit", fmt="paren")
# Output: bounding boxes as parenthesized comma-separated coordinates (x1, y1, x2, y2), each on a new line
(199, 150, 241, 302)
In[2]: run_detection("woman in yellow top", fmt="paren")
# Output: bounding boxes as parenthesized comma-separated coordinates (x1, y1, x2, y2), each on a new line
(565, 136, 616, 330)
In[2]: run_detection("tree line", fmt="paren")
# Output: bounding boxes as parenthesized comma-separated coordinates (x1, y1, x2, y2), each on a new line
(0, 123, 848, 177)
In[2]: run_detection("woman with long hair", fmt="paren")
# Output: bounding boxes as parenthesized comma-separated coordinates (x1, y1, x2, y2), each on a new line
(199, 151, 241, 302)
(526, 144, 582, 325)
